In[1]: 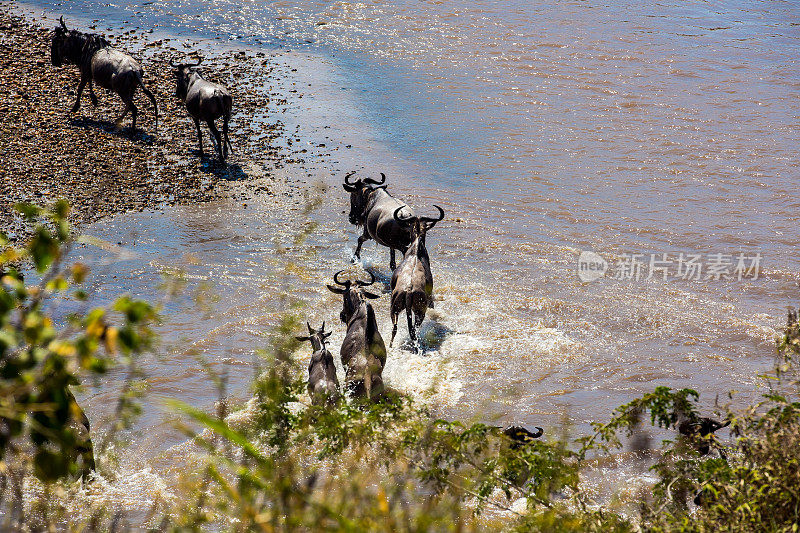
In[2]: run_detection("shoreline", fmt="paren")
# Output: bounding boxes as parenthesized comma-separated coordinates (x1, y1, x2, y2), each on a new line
(0, 4, 307, 239)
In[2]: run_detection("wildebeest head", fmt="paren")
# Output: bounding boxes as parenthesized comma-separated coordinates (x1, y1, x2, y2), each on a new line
(51, 17, 106, 68)
(295, 321, 332, 352)
(342, 171, 387, 225)
(393, 204, 445, 247)
(326, 270, 380, 323)
(51, 18, 69, 67)
(503, 425, 544, 449)
(170, 56, 203, 100)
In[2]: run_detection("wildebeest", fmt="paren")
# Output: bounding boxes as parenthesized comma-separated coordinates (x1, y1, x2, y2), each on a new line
(296, 321, 340, 406)
(343, 172, 415, 271)
(327, 270, 386, 400)
(503, 425, 544, 448)
(677, 411, 730, 457)
(65, 388, 96, 479)
(171, 57, 233, 162)
(676, 412, 730, 506)
(51, 16, 158, 132)
(389, 205, 444, 348)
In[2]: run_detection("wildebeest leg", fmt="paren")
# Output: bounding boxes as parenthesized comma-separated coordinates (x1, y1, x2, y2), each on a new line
(115, 98, 132, 131)
(71, 75, 88, 113)
(390, 249, 397, 271)
(222, 110, 231, 159)
(406, 306, 416, 342)
(207, 120, 224, 161)
(390, 309, 399, 347)
(76, 417, 96, 479)
(353, 230, 369, 262)
(129, 100, 139, 131)
(193, 119, 204, 157)
(413, 310, 426, 353)
(89, 80, 98, 107)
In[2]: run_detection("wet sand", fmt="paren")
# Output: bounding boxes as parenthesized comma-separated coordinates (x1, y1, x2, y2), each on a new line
(0, 5, 300, 238)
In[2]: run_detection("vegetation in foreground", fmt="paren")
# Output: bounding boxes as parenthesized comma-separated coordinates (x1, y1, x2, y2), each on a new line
(0, 201, 798, 531)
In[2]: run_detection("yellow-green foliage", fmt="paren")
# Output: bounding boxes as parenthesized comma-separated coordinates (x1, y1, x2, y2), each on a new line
(0, 201, 157, 527)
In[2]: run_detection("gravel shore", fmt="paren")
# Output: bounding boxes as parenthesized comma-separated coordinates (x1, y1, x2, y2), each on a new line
(0, 6, 303, 238)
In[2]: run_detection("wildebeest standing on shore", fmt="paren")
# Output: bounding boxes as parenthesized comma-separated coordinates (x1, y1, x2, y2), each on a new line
(296, 321, 340, 406)
(171, 58, 233, 162)
(51, 16, 158, 132)
(389, 205, 444, 349)
(327, 270, 386, 400)
(343, 172, 415, 271)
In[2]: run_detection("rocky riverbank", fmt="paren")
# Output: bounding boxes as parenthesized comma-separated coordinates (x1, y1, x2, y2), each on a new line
(0, 5, 305, 238)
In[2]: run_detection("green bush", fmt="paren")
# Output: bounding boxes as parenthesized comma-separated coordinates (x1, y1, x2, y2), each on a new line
(0, 201, 156, 527)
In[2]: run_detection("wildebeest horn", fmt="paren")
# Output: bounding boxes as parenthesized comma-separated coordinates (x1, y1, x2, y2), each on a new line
(307, 321, 313, 334)
(356, 270, 376, 287)
(422, 205, 445, 225)
(59, 16, 68, 30)
(332, 270, 351, 287)
(393, 206, 413, 224)
(342, 171, 358, 192)
(363, 173, 386, 186)
(344, 171, 358, 185)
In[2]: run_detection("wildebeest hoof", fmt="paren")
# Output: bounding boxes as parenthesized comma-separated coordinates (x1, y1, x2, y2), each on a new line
(70, 104, 80, 113)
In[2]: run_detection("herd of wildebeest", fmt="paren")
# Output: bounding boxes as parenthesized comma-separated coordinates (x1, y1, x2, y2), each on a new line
(48, 17, 732, 483)
(47, 15, 547, 470)
(49, 15, 454, 405)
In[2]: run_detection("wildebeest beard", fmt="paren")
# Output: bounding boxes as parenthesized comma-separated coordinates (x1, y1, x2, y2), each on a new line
(349, 191, 369, 227)
(51, 28, 110, 69)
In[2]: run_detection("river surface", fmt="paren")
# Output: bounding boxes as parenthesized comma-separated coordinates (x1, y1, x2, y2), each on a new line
(12, 0, 800, 508)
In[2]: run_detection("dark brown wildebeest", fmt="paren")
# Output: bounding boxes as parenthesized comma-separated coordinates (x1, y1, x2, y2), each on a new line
(65, 388, 96, 479)
(171, 57, 233, 162)
(677, 411, 730, 457)
(389, 205, 444, 349)
(51, 16, 158, 132)
(296, 321, 340, 406)
(503, 425, 544, 448)
(327, 270, 386, 400)
(343, 172, 415, 271)
(675, 411, 730, 506)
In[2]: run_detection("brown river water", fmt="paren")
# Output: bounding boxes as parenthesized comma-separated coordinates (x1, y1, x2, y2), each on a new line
(12, 0, 800, 511)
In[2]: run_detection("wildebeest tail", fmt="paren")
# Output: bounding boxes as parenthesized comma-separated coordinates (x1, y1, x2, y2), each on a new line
(137, 76, 158, 134)
(221, 92, 233, 154)
(405, 292, 415, 340)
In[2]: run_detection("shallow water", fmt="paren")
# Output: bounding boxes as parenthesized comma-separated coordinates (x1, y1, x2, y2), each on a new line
(12, 0, 800, 509)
